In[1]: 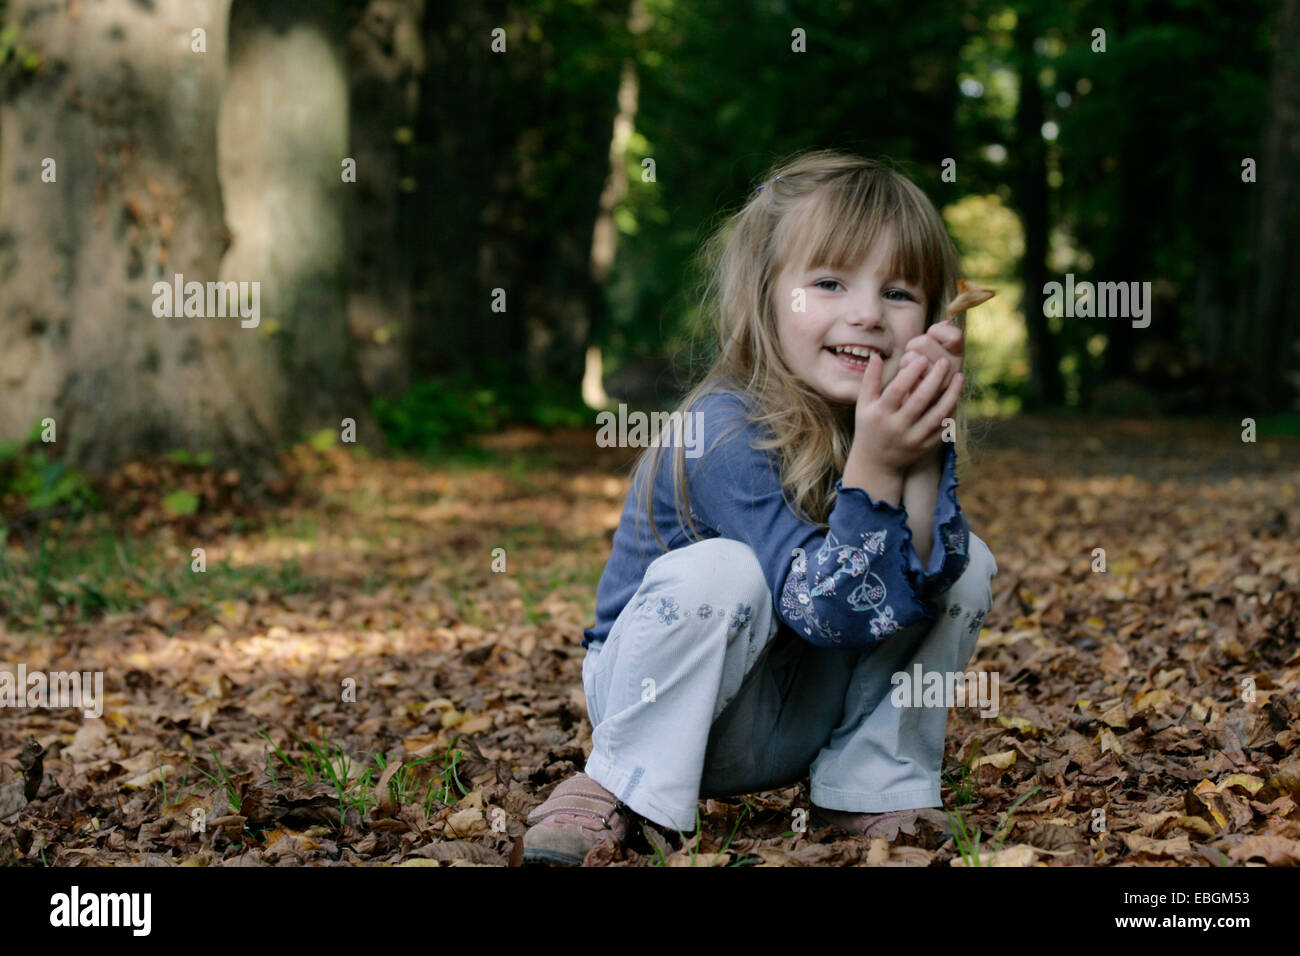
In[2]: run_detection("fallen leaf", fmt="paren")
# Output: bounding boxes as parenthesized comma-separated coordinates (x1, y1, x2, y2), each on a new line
(1121, 832, 1192, 857)
(122, 764, 175, 790)
(951, 843, 1038, 866)
(1227, 835, 1300, 866)
(410, 841, 506, 865)
(444, 807, 489, 837)
(973, 750, 1017, 771)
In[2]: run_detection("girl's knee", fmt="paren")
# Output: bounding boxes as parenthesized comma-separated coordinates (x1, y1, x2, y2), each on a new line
(942, 532, 996, 617)
(639, 537, 771, 631)
(951, 535, 987, 600)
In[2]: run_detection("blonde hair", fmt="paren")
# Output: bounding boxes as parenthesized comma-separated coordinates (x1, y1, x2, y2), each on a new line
(634, 149, 969, 553)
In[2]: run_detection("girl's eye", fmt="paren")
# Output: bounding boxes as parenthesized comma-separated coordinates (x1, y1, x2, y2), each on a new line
(813, 280, 919, 302)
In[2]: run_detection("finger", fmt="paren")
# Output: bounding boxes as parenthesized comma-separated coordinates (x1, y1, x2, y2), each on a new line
(928, 321, 965, 354)
(882, 354, 932, 408)
(913, 372, 964, 437)
(912, 328, 963, 363)
(898, 351, 938, 387)
(910, 423, 945, 455)
(901, 357, 950, 421)
(907, 335, 960, 390)
(902, 340, 948, 380)
(905, 334, 945, 357)
(858, 351, 884, 405)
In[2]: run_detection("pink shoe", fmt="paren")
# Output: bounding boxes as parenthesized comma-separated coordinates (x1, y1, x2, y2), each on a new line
(523, 773, 632, 866)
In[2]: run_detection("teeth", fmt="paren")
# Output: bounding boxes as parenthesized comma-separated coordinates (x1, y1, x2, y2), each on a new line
(833, 346, 879, 359)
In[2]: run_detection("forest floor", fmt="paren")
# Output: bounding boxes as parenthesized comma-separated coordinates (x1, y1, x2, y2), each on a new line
(1, 416, 1298, 867)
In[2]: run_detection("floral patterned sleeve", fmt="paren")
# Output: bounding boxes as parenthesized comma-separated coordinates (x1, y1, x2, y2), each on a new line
(684, 390, 971, 649)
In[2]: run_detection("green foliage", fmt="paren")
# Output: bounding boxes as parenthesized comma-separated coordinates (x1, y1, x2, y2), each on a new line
(589, 0, 1284, 409)
(374, 377, 501, 452)
(0, 423, 98, 515)
(0, 21, 41, 75)
(943, 739, 982, 807)
(162, 490, 200, 517)
(947, 784, 1041, 867)
(374, 369, 589, 454)
(193, 744, 242, 814)
(1255, 413, 1300, 438)
(165, 449, 214, 468)
(308, 429, 338, 453)
(257, 732, 470, 828)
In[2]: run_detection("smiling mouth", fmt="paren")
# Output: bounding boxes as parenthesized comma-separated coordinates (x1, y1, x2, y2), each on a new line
(825, 344, 887, 370)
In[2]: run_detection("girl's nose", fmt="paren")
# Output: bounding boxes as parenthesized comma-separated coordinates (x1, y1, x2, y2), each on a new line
(847, 298, 884, 329)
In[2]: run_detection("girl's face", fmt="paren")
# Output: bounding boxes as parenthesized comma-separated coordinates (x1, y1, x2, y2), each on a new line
(772, 224, 928, 406)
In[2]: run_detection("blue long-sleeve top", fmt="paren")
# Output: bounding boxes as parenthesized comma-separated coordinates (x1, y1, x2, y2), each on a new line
(581, 387, 971, 650)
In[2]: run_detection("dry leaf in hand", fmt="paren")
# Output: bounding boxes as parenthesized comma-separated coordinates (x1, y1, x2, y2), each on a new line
(947, 278, 996, 316)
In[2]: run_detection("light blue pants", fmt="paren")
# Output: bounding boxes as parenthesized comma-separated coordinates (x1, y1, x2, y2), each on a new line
(582, 534, 998, 831)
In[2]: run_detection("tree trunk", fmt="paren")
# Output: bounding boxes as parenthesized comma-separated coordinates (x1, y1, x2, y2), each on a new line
(0, 0, 283, 475)
(218, 0, 381, 449)
(0, 0, 379, 476)
(514, 0, 630, 387)
(345, 0, 425, 399)
(1245, 0, 1300, 409)
(414, 0, 507, 378)
(1012, 7, 1063, 407)
(585, 0, 651, 408)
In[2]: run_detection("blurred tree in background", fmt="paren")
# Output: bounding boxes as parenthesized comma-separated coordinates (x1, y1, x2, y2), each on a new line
(0, 0, 1293, 476)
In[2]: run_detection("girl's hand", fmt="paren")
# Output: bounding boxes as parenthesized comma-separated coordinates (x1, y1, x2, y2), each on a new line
(898, 320, 964, 393)
(852, 352, 964, 475)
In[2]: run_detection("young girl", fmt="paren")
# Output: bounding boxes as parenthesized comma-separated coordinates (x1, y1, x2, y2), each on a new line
(524, 149, 998, 865)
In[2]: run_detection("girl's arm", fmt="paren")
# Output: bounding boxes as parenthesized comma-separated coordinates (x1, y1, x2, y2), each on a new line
(685, 389, 967, 648)
(846, 353, 967, 600)
(901, 444, 943, 567)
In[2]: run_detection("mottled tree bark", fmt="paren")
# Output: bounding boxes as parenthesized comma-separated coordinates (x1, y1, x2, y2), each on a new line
(0, 0, 379, 477)
(0, 0, 275, 474)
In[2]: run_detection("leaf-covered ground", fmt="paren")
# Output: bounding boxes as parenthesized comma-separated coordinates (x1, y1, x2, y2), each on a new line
(1, 417, 1298, 866)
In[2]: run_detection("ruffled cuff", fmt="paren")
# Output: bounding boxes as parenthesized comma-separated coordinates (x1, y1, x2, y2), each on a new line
(903, 441, 970, 600)
(831, 475, 909, 522)
(798, 477, 937, 645)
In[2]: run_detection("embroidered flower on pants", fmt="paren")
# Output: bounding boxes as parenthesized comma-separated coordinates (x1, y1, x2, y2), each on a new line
(696, 603, 713, 620)
(728, 603, 753, 632)
(655, 597, 681, 625)
(967, 609, 986, 636)
(948, 603, 963, 618)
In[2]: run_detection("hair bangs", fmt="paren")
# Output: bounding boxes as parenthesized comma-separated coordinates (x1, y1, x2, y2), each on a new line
(889, 182, 951, 323)
(771, 173, 941, 316)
